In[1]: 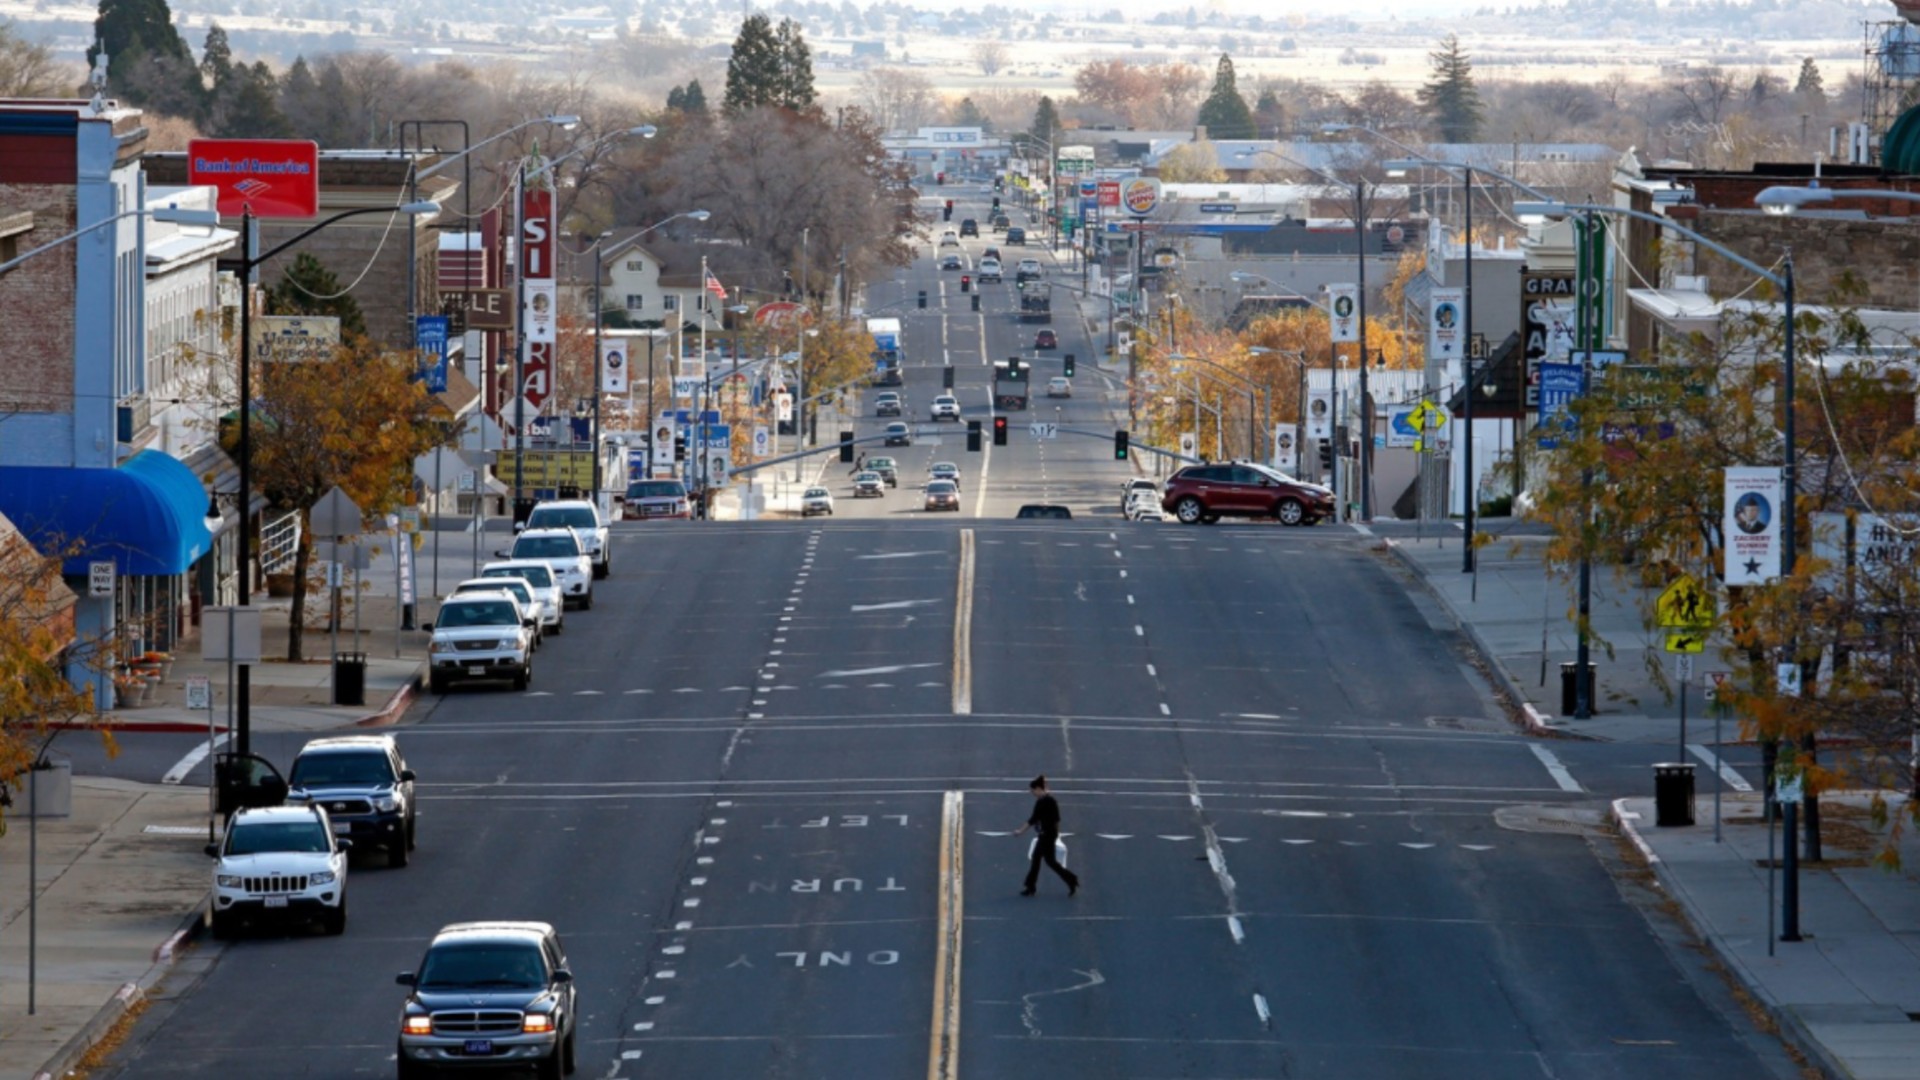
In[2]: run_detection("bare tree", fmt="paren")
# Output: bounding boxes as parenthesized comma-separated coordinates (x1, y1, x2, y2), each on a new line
(971, 40, 1009, 77)
(852, 67, 937, 134)
(0, 18, 67, 98)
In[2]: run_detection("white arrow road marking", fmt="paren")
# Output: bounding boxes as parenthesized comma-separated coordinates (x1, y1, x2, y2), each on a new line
(851, 599, 941, 612)
(817, 662, 943, 678)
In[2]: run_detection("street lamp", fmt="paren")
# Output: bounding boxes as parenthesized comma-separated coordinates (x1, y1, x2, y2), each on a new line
(1169, 350, 1269, 464)
(1235, 147, 1377, 520)
(228, 200, 442, 755)
(0, 205, 221, 273)
(1231, 271, 1349, 509)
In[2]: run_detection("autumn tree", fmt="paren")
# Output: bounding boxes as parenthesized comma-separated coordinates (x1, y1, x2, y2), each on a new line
(1252, 87, 1286, 139)
(1156, 140, 1225, 183)
(236, 337, 450, 661)
(1417, 33, 1483, 142)
(1196, 55, 1254, 140)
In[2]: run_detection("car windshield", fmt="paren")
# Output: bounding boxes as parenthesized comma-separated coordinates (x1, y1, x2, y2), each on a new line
(856, 473, 880, 482)
(417, 943, 548, 990)
(527, 507, 596, 530)
(485, 565, 553, 588)
(226, 821, 331, 855)
(437, 601, 519, 628)
(805, 488, 829, 498)
(887, 424, 906, 432)
(290, 751, 392, 787)
(627, 481, 687, 499)
(869, 458, 895, 469)
(928, 481, 957, 493)
(513, 536, 580, 559)
(1017, 505, 1072, 519)
(458, 581, 529, 604)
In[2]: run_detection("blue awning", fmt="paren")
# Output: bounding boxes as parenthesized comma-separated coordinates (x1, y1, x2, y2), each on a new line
(0, 450, 214, 576)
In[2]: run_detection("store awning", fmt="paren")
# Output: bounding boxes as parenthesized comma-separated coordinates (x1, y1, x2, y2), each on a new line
(0, 450, 214, 576)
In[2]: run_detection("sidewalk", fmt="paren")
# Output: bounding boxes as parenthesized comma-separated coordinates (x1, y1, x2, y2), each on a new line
(1386, 517, 1920, 1077)
(0, 587, 429, 1080)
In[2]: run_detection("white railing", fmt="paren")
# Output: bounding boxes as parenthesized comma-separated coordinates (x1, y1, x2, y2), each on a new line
(259, 509, 302, 575)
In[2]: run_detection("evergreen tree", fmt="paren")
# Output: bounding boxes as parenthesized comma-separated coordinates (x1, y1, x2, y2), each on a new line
(1417, 33, 1483, 143)
(1795, 56, 1824, 98)
(1253, 87, 1287, 138)
(1195, 54, 1254, 140)
(213, 61, 290, 138)
(666, 84, 685, 111)
(1029, 95, 1061, 149)
(723, 14, 783, 115)
(89, 0, 195, 107)
(266, 252, 367, 339)
(774, 17, 815, 110)
(683, 77, 708, 115)
(952, 95, 990, 131)
(198, 21, 231, 89)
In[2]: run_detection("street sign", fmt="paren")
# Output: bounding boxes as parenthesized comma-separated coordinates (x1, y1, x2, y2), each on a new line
(202, 606, 263, 664)
(185, 675, 212, 710)
(88, 560, 114, 598)
(310, 485, 364, 538)
(1675, 653, 1694, 680)
(1777, 661, 1802, 697)
(1407, 400, 1449, 432)
(1029, 423, 1058, 440)
(1656, 574, 1714, 629)
(672, 376, 702, 400)
(188, 138, 319, 218)
(1179, 432, 1197, 457)
(1664, 631, 1706, 654)
(753, 425, 771, 457)
(496, 450, 594, 491)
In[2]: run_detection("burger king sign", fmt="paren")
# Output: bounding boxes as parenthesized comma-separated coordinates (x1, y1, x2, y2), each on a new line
(1120, 177, 1162, 218)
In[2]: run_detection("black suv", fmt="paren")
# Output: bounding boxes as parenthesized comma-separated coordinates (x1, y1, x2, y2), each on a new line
(288, 734, 417, 867)
(397, 922, 578, 1080)
(959, 217, 979, 237)
(1005, 226, 1027, 245)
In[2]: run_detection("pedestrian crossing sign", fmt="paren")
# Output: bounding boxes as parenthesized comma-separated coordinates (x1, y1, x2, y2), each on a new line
(1657, 574, 1714, 630)
(1664, 631, 1706, 654)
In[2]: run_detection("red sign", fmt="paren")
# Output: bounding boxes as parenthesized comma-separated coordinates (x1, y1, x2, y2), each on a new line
(187, 139, 319, 219)
(1097, 181, 1121, 209)
(753, 301, 814, 330)
(520, 187, 554, 410)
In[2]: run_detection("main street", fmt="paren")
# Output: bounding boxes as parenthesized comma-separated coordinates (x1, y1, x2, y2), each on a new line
(94, 185, 1802, 1080)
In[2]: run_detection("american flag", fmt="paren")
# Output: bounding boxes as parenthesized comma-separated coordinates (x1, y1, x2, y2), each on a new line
(704, 273, 727, 301)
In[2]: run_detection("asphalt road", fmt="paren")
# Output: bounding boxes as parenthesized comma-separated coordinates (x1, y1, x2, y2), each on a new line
(94, 185, 1802, 1080)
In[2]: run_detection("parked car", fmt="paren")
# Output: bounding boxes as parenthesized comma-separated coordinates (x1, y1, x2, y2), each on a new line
(1120, 478, 1160, 512)
(1035, 330, 1059, 350)
(939, 253, 964, 271)
(287, 734, 416, 868)
(867, 456, 900, 487)
(479, 562, 563, 636)
(1015, 504, 1072, 519)
(449, 577, 547, 648)
(521, 500, 609, 579)
(875, 391, 903, 417)
(884, 422, 912, 446)
(929, 461, 961, 487)
(976, 257, 1002, 284)
(1126, 491, 1164, 521)
(801, 487, 835, 516)
(959, 217, 979, 237)
(1046, 375, 1071, 396)
(621, 478, 691, 520)
(206, 804, 350, 938)
(924, 479, 961, 511)
(931, 394, 961, 421)
(424, 592, 536, 693)
(499, 528, 592, 609)
(853, 471, 885, 498)
(1161, 462, 1335, 526)
(1006, 226, 1027, 245)
(395, 921, 577, 1080)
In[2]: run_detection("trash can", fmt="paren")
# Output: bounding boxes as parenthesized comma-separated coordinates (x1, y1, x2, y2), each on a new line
(1560, 661, 1597, 715)
(1654, 762, 1696, 827)
(333, 651, 367, 707)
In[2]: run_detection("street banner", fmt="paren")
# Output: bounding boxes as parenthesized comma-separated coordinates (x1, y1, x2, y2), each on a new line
(187, 138, 318, 218)
(1724, 466, 1782, 586)
(524, 281, 556, 344)
(1306, 388, 1333, 439)
(627, 448, 648, 483)
(415, 315, 450, 393)
(1428, 288, 1464, 363)
(600, 340, 629, 394)
(1272, 426, 1297, 473)
(1535, 359, 1586, 449)
(520, 186, 556, 406)
(707, 451, 730, 488)
(1328, 284, 1359, 344)
(652, 414, 678, 479)
(752, 425, 770, 458)
(1522, 271, 1576, 408)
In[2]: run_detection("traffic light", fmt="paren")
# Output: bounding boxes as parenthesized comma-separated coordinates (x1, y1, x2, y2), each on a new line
(1114, 430, 1129, 461)
(840, 430, 855, 463)
(943, 205, 952, 222)
(970, 294, 980, 312)
(967, 420, 982, 452)
(917, 290, 927, 309)
(992, 195, 1001, 208)
(1063, 354, 1075, 378)
(674, 432, 687, 462)
(1318, 439, 1334, 473)
(960, 275, 971, 292)
(993, 416, 1008, 446)
(943, 365, 955, 389)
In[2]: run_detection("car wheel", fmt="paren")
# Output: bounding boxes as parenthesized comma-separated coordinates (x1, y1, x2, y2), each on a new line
(391, 835, 410, 868)
(549, 616, 562, 636)
(514, 664, 531, 692)
(407, 815, 417, 851)
(563, 1027, 578, 1074)
(429, 672, 448, 695)
(1174, 496, 1205, 524)
(322, 896, 346, 936)
(397, 1050, 430, 1080)
(1275, 498, 1305, 526)
(580, 590, 594, 611)
(536, 1045, 565, 1080)
(210, 908, 236, 940)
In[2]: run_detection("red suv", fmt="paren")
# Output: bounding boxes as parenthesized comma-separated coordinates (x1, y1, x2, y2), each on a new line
(1161, 463, 1335, 526)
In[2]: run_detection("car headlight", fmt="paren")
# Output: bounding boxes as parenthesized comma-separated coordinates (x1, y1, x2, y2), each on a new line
(404, 1015, 433, 1035)
(375, 796, 399, 812)
(216, 874, 242, 887)
(522, 1012, 556, 1034)
(309, 870, 336, 885)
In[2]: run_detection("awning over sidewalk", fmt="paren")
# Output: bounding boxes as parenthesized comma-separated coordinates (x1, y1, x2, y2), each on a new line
(0, 450, 213, 576)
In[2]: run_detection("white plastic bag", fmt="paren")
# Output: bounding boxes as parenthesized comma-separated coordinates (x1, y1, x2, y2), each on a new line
(1027, 837, 1068, 867)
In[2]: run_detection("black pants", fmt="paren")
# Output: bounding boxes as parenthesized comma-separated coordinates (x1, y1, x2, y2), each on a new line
(1025, 835, 1078, 892)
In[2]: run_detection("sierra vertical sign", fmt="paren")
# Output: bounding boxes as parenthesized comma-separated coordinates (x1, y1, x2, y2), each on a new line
(187, 139, 319, 218)
(520, 186, 555, 413)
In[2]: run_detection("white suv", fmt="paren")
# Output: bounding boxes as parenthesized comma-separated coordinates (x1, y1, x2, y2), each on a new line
(206, 804, 350, 937)
(522, 500, 610, 579)
(501, 528, 593, 609)
(931, 395, 961, 421)
(426, 592, 536, 693)
(449, 577, 548, 648)
(480, 562, 563, 636)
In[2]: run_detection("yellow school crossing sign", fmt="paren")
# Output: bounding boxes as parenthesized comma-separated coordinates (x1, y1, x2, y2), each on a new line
(1658, 573, 1714, 654)
(1407, 400, 1449, 452)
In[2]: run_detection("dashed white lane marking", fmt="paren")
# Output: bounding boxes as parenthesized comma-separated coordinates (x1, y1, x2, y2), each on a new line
(675, 921, 693, 930)
(574, 690, 603, 696)
(1159, 703, 1171, 716)
(1134, 625, 1144, 636)
(623, 1049, 645, 1059)
(1146, 664, 1156, 677)
(1688, 744, 1754, 792)
(1253, 993, 1271, 1026)
(1528, 744, 1584, 793)
(645, 996, 665, 1005)
(661, 946, 685, 955)
(623, 689, 652, 695)
(1126, 595, 1135, 605)
(657, 969, 677, 978)
(1227, 916, 1246, 944)
(633, 1022, 655, 1031)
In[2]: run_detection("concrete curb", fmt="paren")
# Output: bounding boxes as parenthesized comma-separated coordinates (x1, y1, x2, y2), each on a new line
(33, 898, 209, 1080)
(1607, 800, 1854, 1080)
(353, 663, 424, 728)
